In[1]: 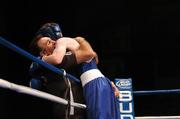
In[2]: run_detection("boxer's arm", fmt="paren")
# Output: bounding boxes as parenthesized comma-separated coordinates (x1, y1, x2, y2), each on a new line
(74, 37, 98, 64)
(42, 38, 68, 65)
(42, 37, 80, 65)
(55, 37, 99, 69)
(59, 37, 80, 51)
(29, 53, 77, 77)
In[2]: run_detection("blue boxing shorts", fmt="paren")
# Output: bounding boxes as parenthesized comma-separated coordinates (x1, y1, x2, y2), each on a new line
(80, 59, 119, 119)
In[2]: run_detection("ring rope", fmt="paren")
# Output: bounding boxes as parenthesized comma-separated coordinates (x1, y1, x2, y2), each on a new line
(0, 78, 86, 109)
(133, 89, 180, 95)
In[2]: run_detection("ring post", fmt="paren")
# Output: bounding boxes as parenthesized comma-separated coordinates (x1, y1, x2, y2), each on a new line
(114, 78, 135, 119)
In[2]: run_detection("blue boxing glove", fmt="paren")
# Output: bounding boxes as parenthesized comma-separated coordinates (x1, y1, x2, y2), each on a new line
(29, 78, 43, 90)
(29, 57, 44, 90)
(29, 57, 43, 78)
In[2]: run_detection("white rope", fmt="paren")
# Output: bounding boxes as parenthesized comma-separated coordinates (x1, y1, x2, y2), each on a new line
(0, 78, 86, 109)
(136, 116, 180, 119)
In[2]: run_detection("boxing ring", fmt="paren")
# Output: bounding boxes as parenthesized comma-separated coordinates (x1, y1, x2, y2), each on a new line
(0, 36, 180, 119)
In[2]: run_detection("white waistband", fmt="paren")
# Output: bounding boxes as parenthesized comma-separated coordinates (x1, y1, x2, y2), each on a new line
(80, 69, 104, 87)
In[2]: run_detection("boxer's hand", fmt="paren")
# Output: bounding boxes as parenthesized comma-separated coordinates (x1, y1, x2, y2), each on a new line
(93, 51, 99, 64)
(111, 81, 120, 98)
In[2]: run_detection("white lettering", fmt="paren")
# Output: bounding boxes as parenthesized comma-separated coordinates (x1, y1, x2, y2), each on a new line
(119, 91, 132, 101)
(121, 114, 133, 119)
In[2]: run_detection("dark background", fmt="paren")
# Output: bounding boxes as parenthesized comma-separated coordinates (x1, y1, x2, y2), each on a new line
(1, 0, 180, 118)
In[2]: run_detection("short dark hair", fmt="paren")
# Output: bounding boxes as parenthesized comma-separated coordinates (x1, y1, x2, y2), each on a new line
(29, 34, 43, 56)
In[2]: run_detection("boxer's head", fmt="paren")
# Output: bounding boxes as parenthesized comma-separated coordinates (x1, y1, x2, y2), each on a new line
(30, 22, 63, 56)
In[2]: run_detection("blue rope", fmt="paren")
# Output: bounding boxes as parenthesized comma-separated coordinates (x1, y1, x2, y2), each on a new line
(0, 36, 80, 83)
(133, 89, 180, 95)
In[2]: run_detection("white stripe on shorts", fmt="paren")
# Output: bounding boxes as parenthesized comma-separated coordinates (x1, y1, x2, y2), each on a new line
(80, 69, 104, 87)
